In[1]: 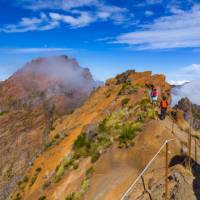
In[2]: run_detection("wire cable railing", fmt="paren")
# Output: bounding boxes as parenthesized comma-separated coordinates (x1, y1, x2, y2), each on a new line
(120, 134, 199, 200)
(120, 138, 176, 200)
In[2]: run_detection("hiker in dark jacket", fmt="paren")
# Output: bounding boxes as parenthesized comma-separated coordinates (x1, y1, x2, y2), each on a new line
(160, 96, 168, 120)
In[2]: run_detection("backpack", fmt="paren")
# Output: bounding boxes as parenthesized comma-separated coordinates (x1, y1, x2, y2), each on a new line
(152, 89, 158, 97)
(161, 100, 167, 108)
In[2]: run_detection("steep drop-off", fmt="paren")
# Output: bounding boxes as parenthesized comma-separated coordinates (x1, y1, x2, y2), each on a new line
(6, 69, 200, 200)
(0, 55, 97, 200)
(7, 70, 174, 200)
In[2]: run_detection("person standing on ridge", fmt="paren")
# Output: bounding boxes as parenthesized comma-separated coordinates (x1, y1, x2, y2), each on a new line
(160, 96, 168, 120)
(151, 86, 158, 106)
(145, 81, 155, 103)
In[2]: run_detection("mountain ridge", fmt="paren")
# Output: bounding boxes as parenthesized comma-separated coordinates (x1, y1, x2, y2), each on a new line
(0, 55, 99, 200)
(7, 69, 173, 200)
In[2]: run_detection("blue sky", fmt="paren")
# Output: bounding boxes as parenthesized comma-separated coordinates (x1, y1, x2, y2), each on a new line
(0, 0, 200, 82)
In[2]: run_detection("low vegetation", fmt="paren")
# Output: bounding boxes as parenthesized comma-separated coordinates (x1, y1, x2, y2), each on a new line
(0, 111, 8, 116)
(65, 193, 76, 200)
(121, 98, 130, 106)
(118, 81, 139, 96)
(13, 193, 22, 200)
(54, 156, 78, 182)
(119, 122, 142, 148)
(29, 167, 42, 187)
(38, 196, 46, 200)
(43, 132, 68, 151)
(52, 93, 157, 185)
(16, 175, 29, 191)
(65, 167, 94, 200)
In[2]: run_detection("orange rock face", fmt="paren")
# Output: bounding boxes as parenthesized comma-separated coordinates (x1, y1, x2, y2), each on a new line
(0, 55, 97, 200)
(6, 68, 173, 200)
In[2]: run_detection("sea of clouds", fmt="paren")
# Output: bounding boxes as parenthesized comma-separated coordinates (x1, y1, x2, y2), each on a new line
(168, 64, 200, 105)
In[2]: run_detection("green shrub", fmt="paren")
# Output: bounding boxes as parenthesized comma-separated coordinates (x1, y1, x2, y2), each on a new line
(131, 122, 142, 132)
(74, 133, 87, 150)
(54, 157, 76, 182)
(55, 165, 65, 182)
(30, 176, 37, 186)
(14, 193, 22, 200)
(86, 167, 94, 178)
(98, 119, 107, 132)
(74, 148, 88, 159)
(139, 98, 150, 111)
(73, 162, 79, 170)
(43, 132, 68, 151)
(38, 196, 46, 200)
(42, 180, 51, 190)
(147, 108, 156, 119)
(121, 98, 130, 106)
(51, 126, 55, 131)
(36, 167, 42, 173)
(118, 82, 139, 95)
(137, 112, 147, 123)
(0, 111, 7, 116)
(91, 151, 100, 163)
(119, 124, 136, 147)
(65, 193, 75, 200)
(81, 179, 89, 192)
(54, 134, 60, 139)
(44, 138, 57, 150)
(29, 167, 42, 187)
(23, 176, 29, 183)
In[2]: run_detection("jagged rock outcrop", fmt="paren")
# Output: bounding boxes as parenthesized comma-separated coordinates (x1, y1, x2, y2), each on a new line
(176, 97, 200, 130)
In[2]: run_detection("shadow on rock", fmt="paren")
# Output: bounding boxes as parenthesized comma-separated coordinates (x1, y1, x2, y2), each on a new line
(169, 155, 200, 200)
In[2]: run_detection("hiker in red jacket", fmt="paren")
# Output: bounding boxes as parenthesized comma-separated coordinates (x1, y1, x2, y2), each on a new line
(151, 86, 158, 106)
(160, 96, 168, 120)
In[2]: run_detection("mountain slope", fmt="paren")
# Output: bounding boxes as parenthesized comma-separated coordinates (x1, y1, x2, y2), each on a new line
(0, 55, 98, 200)
(7, 70, 174, 200)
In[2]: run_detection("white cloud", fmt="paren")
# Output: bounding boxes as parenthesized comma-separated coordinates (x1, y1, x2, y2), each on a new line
(172, 80, 200, 105)
(146, 0, 162, 4)
(114, 5, 200, 50)
(16, 0, 98, 11)
(1, 1, 129, 32)
(50, 11, 95, 28)
(1, 13, 60, 33)
(0, 48, 70, 54)
(145, 10, 154, 16)
(169, 64, 200, 105)
(169, 80, 190, 86)
(169, 64, 200, 82)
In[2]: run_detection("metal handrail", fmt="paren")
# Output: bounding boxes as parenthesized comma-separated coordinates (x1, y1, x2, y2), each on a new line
(120, 138, 177, 200)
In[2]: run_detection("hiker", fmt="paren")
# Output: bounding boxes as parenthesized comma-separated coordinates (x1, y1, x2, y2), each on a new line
(151, 86, 158, 105)
(160, 96, 168, 120)
(145, 81, 155, 103)
(145, 81, 151, 88)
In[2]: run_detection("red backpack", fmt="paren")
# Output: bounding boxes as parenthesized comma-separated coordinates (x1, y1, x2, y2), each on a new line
(152, 89, 158, 97)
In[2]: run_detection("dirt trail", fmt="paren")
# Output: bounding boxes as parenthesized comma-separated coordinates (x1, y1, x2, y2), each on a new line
(84, 120, 179, 200)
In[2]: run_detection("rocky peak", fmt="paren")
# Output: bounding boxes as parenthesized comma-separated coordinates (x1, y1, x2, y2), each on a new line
(0, 55, 99, 200)
(0, 55, 97, 114)
(176, 97, 200, 130)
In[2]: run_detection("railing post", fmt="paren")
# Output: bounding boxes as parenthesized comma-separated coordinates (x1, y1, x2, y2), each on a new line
(195, 139, 197, 163)
(165, 142, 169, 200)
(188, 122, 192, 170)
(188, 104, 193, 170)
